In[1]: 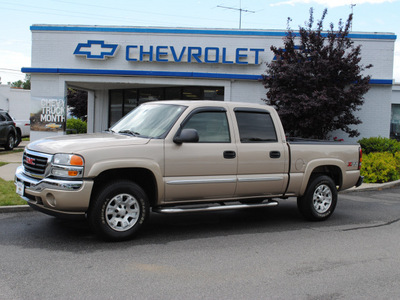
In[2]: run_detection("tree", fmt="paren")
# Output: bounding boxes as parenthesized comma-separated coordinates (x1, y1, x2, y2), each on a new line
(262, 8, 372, 140)
(10, 74, 31, 89)
(67, 88, 88, 119)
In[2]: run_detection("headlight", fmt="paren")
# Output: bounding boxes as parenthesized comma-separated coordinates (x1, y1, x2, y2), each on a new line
(51, 154, 84, 178)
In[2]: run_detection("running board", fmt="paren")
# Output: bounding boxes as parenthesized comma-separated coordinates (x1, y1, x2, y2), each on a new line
(153, 200, 279, 214)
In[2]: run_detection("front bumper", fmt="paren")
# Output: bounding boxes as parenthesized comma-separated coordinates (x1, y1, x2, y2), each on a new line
(14, 166, 93, 218)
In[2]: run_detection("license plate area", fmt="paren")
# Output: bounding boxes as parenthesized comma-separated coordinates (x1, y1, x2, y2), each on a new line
(16, 181, 25, 196)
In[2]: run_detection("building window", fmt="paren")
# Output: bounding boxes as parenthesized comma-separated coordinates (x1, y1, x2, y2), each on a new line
(109, 86, 224, 127)
(391, 104, 400, 141)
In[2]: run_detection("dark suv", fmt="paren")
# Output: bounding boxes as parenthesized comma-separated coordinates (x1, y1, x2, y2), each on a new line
(0, 110, 17, 150)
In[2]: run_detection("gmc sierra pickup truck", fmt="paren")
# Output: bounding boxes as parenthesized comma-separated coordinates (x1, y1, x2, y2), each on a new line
(15, 101, 363, 241)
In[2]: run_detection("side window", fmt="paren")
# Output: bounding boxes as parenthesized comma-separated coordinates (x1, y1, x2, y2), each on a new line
(235, 111, 277, 143)
(0, 114, 5, 122)
(183, 111, 230, 143)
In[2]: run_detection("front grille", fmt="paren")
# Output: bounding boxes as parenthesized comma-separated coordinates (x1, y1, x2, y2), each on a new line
(23, 151, 50, 176)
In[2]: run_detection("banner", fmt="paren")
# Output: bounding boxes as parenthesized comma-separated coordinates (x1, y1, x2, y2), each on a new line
(30, 97, 66, 132)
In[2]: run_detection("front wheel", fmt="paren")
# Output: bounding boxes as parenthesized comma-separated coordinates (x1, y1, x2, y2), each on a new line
(88, 180, 150, 241)
(297, 175, 337, 221)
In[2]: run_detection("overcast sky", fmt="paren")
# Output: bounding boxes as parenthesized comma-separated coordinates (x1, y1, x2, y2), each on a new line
(0, 0, 399, 84)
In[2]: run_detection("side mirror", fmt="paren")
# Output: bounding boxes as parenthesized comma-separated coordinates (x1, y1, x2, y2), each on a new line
(173, 128, 199, 144)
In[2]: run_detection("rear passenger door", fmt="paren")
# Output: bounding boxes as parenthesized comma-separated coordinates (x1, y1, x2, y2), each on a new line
(0, 114, 7, 143)
(233, 108, 288, 197)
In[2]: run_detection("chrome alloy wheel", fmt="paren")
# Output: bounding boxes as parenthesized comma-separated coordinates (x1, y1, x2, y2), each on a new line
(105, 193, 140, 232)
(312, 184, 332, 214)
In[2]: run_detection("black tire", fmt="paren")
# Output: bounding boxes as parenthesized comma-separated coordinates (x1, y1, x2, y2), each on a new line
(14, 130, 21, 147)
(4, 134, 15, 150)
(297, 175, 337, 221)
(88, 180, 150, 241)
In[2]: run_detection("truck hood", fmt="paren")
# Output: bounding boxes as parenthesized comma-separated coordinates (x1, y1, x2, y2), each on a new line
(27, 132, 151, 154)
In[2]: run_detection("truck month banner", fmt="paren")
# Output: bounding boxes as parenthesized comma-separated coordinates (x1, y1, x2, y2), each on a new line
(30, 97, 66, 132)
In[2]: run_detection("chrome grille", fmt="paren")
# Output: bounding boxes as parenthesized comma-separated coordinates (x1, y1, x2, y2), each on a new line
(23, 150, 52, 177)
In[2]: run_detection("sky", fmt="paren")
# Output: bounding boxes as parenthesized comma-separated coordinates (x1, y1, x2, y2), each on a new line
(0, 0, 399, 84)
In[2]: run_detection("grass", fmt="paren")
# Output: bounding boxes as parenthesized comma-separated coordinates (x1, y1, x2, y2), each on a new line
(0, 148, 24, 156)
(0, 178, 26, 206)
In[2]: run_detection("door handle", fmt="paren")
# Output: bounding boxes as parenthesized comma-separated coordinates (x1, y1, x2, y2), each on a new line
(270, 151, 281, 159)
(223, 151, 236, 159)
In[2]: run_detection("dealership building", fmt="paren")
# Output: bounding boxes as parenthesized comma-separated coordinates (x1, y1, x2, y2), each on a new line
(22, 25, 397, 141)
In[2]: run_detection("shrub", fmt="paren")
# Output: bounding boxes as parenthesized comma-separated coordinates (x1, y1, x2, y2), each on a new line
(395, 152, 400, 174)
(66, 118, 87, 134)
(361, 152, 400, 183)
(358, 136, 400, 155)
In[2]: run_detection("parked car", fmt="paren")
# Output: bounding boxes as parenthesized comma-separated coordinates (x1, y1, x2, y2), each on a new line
(13, 119, 30, 146)
(0, 110, 17, 150)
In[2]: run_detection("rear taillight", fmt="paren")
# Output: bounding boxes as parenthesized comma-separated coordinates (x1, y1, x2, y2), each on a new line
(358, 147, 362, 170)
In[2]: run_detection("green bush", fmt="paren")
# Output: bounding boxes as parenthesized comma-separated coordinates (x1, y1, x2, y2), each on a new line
(66, 118, 87, 134)
(358, 136, 400, 155)
(395, 152, 400, 174)
(361, 152, 400, 183)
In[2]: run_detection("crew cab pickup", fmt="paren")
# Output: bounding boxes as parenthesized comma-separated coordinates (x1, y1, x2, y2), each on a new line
(15, 101, 363, 241)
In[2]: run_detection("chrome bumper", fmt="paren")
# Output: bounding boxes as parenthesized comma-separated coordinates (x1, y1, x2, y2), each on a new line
(15, 166, 83, 192)
(14, 166, 93, 215)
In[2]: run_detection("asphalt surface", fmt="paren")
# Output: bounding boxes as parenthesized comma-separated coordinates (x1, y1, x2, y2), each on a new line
(0, 187, 400, 299)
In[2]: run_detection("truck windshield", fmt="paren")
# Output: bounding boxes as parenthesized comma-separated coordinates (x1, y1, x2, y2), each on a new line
(110, 103, 186, 138)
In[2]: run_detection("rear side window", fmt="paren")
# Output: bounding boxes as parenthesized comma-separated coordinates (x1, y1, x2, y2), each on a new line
(235, 111, 277, 143)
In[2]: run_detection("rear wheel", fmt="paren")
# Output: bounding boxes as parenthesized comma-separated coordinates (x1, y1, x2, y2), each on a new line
(4, 134, 15, 150)
(297, 175, 337, 221)
(88, 180, 150, 241)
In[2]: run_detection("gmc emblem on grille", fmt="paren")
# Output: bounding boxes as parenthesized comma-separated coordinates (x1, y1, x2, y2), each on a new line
(25, 157, 36, 165)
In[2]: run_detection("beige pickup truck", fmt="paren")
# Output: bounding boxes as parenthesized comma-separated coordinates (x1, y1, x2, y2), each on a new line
(15, 101, 363, 241)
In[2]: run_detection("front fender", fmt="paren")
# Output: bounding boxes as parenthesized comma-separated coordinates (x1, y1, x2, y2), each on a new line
(87, 158, 164, 200)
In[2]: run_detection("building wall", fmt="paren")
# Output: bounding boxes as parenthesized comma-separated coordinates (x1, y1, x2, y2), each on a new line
(23, 25, 397, 141)
(0, 85, 30, 120)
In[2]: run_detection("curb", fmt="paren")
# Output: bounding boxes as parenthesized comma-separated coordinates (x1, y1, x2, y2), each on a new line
(2, 180, 399, 213)
(0, 205, 32, 213)
(340, 179, 400, 194)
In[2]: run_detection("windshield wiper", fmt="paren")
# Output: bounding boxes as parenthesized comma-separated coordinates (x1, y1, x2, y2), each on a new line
(117, 130, 141, 136)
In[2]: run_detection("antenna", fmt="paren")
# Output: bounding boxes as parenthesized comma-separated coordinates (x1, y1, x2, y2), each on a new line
(350, 3, 356, 31)
(217, 1, 255, 29)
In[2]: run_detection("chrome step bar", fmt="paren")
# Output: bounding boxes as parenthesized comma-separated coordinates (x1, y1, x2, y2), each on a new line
(153, 200, 279, 214)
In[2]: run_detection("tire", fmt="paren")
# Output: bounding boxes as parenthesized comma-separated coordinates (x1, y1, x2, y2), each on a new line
(4, 134, 15, 150)
(297, 175, 337, 221)
(88, 180, 150, 241)
(14, 130, 21, 147)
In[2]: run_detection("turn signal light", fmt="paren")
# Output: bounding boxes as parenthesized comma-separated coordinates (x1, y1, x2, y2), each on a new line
(70, 155, 84, 166)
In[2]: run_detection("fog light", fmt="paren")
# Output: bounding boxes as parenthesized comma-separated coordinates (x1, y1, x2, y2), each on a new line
(46, 193, 56, 207)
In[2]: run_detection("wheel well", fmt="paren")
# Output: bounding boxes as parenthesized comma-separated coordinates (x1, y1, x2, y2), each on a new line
(310, 165, 342, 188)
(16, 127, 21, 135)
(90, 168, 158, 207)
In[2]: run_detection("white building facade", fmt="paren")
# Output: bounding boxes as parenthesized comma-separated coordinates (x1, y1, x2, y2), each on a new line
(0, 85, 31, 120)
(22, 25, 397, 141)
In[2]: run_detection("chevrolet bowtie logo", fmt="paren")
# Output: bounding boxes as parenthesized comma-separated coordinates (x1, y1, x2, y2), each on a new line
(74, 40, 119, 60)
